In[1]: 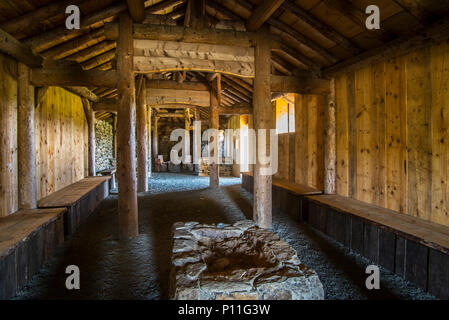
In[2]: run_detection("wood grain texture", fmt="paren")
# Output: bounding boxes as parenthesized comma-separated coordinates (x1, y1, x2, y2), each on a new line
(335, 39, 449, 227)
(0, 53, 18, 217)
(35, 87, 88, 201)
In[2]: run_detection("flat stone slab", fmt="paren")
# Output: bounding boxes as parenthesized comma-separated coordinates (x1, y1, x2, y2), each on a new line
(169, 220, 324, 300)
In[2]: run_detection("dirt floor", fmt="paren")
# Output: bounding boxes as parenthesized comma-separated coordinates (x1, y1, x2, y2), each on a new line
(15, 173, 435, 300)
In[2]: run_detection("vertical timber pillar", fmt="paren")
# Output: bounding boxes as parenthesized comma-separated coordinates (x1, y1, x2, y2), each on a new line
(147, 105, 152, 176)
(117, 12, 138, 239)
(137, 78, 148, 192)
(324, 78, 336, 194)
(253, 28, 272, 229)
(193, 108, 201, 174)
(82, 98, 96, 176)
(153, 115, 159, 160)
(209, 80, 219, 188)
(17, 62, 37, 209)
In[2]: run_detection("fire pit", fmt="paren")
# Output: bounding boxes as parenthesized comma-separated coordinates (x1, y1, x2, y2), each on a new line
(169, 220, 324, 300)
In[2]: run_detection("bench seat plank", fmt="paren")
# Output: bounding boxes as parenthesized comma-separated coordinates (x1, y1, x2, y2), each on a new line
(37, 176, 110, 208)
(0, 209, 65, 256)
(241, 172, 322, 196)
(0, 208, 65, 299)
(307, 194, 449, 253)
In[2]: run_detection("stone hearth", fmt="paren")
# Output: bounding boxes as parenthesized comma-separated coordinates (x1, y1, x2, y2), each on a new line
(169, 221, 324, 300)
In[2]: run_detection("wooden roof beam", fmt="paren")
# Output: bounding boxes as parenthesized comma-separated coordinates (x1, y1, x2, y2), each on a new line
(281, 0, 361, 55)
(271, 75, 330, 95)
(322, 0, 394, 43)
(246, 0, 285, 31)
(205, 0, 243, 22)
(65, 87, 100, 102)
(392, 0, 438, 25)
(40, 28, 105, 60)
(147, 79, 209, 91)
(105, 23, 280, 48)
(218, 103, 252, 115)
(24, 2, 127, 53)
(324, 18, 449, 76)
(0, 27, 43, 67)
(127, 0, 146, 22)
(31, 68, 118, 87)
(0, 0, 85, 36)
(92, 98, 118, 112)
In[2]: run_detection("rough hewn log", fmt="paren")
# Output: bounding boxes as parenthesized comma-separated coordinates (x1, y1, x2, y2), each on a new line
(0, 0, 84, 36)
(24, 2, 128, 53)
(253, 28, 272, 229)
(82, 99, 96, 176)
(146, 79, 209, 91)
(0, 28, 43, 67)
(64, 87, 99, 102)
(157, 113, 185, 118)
(116, 13, 138, 239)
(134, 39, 254, 62)
(66, 40, 116, 63)
(209, 80, 219, 188)
(153, 115, 159, 158)
(105, 23, 257, 47)
(127, 0, 146, 22)
(40, 28, 105, 60)
(324, 18, 449, 76)
(135, 56, 255, 77)
(82, 49, 115, 70)
(246, 0, 285, 31)
(137, 78, 148, 192)
(17, 63, 37, 210)
(322, 0, 393, 43)
(271, 75, 330, 95)
(31, 69, 118, 87)
(218, 103, 252, 115)
(281, 0, 360, 55)
(92, 98, 118, 112)
(146, 0, 186, 14)
(147, 88, 211, 107)
(324, 78, 336, 194)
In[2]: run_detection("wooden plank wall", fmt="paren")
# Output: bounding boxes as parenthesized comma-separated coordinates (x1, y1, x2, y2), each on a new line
(0, 54, 18, 217)
(275, 94, 325, 191)
(35, 87, 88, 200)
(336, 39, 449, 227)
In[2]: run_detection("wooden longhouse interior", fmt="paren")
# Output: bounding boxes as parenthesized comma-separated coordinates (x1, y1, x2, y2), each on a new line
(0, 0, 449, 300)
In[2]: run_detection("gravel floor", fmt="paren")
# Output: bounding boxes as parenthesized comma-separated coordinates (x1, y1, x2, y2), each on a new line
(14, 173, 435, 300)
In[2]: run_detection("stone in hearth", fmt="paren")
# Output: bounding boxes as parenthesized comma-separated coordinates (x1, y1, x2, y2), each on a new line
(169, 220, 324, 300)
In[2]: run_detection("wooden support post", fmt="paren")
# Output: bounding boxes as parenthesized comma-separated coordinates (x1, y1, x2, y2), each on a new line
(193, 108, 200, 174)
(137, 78, 148, 192)
(147, 105, 152, 176)
(253, 28, 272, 229)
(17, 63, 37, 209)
(153, 115, 159, 159)
(116, 13, 138, 239)
(82, 98, 96, 176)
(324, 78, 336, 194)
(209, 80, 219, 188)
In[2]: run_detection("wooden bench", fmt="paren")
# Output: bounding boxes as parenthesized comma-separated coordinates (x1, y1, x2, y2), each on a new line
(242, 172, 449, 299)
(97, 168, 117, 190)
(304, 195, 449, 299)
(0, 208, 65, 299)
(38, 176, 111, 236)
(241, 172, 322, 217)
